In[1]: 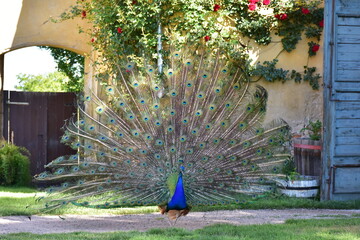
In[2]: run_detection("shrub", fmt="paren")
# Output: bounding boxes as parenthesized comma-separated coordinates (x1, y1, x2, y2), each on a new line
(0, 141, 31, 186)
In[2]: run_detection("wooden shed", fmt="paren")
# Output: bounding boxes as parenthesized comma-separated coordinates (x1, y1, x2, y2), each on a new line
(322, 0, 360, 200)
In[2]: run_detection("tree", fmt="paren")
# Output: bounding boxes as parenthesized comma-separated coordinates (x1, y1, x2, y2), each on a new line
(15, 72, 72, 92)
(38, 46, 84, 92)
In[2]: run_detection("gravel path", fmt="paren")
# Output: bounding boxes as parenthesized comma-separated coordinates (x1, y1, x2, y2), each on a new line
(1, 209, 360, 234)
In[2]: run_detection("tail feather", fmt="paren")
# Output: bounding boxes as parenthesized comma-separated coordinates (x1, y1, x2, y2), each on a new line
(35, 46, 291, 211)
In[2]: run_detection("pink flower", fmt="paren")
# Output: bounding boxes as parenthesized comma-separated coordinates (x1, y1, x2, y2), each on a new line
(312, 44, 320, 52)
(81, 10, 86, 18)
(248, 3, 257, 11)
(204, 35, 211, 42)
(319, 20, 324, 28)
(263, 0, 270, 5)
(301, 8, 310, 14)
(213, 4, 221, 12)
(117, 27, 123, 34)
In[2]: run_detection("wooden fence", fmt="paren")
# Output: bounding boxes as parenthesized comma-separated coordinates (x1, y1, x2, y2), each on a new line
(3, 91, 77, 175)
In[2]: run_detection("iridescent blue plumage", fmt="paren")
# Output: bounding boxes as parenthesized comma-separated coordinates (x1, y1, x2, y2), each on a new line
(167, 172, 187, 210)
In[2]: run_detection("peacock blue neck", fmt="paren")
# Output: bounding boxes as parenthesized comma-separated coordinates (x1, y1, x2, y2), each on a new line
(167, 172, 187, 210)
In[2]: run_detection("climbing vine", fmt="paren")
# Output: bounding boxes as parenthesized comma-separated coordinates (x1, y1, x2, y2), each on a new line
(56, 0, 323, 89)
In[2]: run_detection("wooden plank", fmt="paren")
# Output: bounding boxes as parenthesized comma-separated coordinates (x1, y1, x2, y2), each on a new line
(337, 61, 360, 70)
(333, 167, 360, 193)
(322, 0, 335, 200)
(338, 25, 360, 35)
(335, 119, 360, 128)
(335, 144, 360, 156)
(337, 44, 360, 53)
(331, 193, 360, 201)
(335, 109, 360, 119)
(336, 69, 360, 81)
(47, 93, 77, 163)
(337, 16, 360, 26)
(335, 102, 360, 111)
(335, 127, 360, 137)
(293, 138, 321, 176)
(2, 91, 77, 175)
(333, 156, 360, 165)
(337, 34, 360, 43)
(334, 82, 360, 91)
(335, 136, 360, 145)
(332, 92, 360, 101)
(337, 51, 360, 61)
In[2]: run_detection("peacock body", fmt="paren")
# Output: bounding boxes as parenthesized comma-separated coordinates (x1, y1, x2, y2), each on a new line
(35, 46, 291, 220)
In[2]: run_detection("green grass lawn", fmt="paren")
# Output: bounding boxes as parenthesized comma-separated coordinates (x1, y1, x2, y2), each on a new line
(1, 186, 360, 216)
(1, 187, 360, 239)
(1, 218, 360, 240)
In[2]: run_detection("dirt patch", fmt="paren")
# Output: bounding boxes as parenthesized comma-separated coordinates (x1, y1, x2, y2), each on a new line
(1, 209, 359, 234)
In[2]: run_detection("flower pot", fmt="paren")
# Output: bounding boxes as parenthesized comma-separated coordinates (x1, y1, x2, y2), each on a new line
(293, 137, 322, 176)
(276, 176, 320, 198)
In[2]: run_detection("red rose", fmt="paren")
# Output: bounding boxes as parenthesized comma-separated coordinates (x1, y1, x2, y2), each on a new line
(275, 13, 287, 20)
(213, 4, 221, 12)
(81, 10, 86, 18)
(319, 20, 324, 28)
(312, 44, 320, 52)
(204, 35, 211, 42)
(248, 3, 257, 11)
(117, 27, 123, 34)
(263, 0, 270, 5)
(301, 8, 310, 14)
(91, 38, 95, 43)
(280, 13, 287, 20)
(132, 0, 137, 4)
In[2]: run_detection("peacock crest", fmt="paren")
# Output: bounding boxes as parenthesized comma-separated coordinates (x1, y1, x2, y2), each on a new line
(35, 45, 291, 220)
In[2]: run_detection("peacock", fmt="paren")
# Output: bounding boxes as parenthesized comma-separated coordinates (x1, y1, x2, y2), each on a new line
(35, 44, 291, 222)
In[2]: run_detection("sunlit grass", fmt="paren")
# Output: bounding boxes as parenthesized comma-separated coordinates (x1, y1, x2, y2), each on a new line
(2, 218, 360, 240)
(0, 186, 38, 193)
(1, 186, 360, 216)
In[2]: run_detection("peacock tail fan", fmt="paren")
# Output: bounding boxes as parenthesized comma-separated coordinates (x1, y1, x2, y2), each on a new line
(34, 46, 291, 213)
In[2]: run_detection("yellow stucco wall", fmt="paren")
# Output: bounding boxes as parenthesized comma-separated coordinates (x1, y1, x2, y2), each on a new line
(255, 35, 323, 131)
(0, 0, 90, 55)
(0, 0, 323, 132)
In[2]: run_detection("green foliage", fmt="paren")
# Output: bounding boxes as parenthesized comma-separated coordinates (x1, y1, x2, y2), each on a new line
(56, 0, 324, 89)
(251, 59, 289, 83)
(301, 120, 322, 140)
(274, 1, 323, 52)
(303, 66, 321, 90)
(0, 141, 31, 186)
(252, 61, 321, 90)
(38, 47, 84, 92)
(281, 157, 297, 177)
(15, 72, 73, 92)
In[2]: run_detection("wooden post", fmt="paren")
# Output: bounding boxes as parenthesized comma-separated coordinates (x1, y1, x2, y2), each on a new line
(0, 54, 4, 139)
